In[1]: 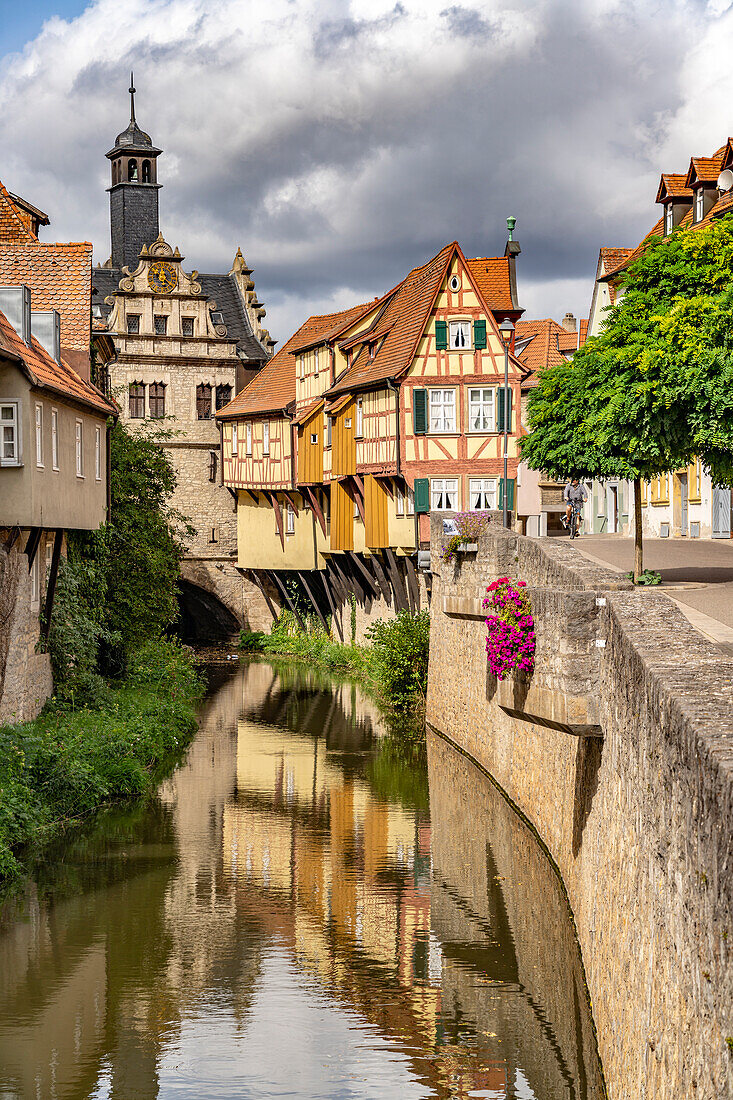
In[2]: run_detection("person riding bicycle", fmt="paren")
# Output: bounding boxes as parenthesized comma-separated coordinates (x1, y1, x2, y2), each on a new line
(562, 478, 588, 530)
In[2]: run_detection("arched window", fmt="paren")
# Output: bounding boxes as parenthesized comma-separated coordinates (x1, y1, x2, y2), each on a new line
(215, 384, 232, 411)
(128, 159, 138, 182)
(142, 160, 151, 183)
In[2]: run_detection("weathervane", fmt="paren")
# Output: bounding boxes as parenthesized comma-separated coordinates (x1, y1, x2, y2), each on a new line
(129, 71, 136, 124)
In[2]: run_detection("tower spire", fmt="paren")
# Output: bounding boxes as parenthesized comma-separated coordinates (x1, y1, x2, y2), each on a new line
(129, 71, 136, 125)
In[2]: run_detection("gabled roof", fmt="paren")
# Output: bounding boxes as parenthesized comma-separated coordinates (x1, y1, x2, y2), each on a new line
(655, 174, 691, 202)
(290, 298, 381, 354)
(0, 180, 39, 245)
(600, 247, 632, 274)
(685, 151, 725, 188)
(515, 317, 586, 389)
(0, 309, 115, 417)
(216, 303, 370, 420)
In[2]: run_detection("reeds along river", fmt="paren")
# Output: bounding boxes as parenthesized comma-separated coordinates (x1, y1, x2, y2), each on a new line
(0, 659, 604, 1099)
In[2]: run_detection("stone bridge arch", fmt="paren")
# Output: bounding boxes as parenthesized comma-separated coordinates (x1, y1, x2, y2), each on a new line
(177, 560, 272, 642)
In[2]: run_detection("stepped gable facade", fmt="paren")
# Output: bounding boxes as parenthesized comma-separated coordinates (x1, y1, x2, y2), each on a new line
(92, 82, 275, 636)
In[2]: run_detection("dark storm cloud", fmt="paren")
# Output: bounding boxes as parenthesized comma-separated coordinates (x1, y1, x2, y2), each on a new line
(0, 0, 730, 337)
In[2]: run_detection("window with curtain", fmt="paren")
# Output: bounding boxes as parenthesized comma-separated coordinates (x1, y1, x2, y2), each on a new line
(431, 478, 458, 510)
(468, 388, 494, 432)
(449, 320, 471, 349)
(429, 389, 456, 432)
(469, 478, 497, 510)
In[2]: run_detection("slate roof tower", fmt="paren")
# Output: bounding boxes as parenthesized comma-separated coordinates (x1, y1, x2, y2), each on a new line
(106, 74, 162, 270)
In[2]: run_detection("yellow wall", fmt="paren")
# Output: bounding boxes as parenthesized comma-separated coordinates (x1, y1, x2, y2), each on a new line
(331, 400, 356, 477)
(297, 406, 324, 485)
(223, 414, 291, 489)
(330, 479, 353, 552)
(236, 490, 327, 570)
(365, 475, 389, 548)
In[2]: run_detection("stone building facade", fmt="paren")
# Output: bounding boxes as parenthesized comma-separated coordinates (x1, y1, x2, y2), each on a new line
(93, 84, 276, 637)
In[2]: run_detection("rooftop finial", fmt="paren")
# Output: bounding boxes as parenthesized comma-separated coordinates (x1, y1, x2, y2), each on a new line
(129, 71, 136, 124)
(507, 215, 517, 241)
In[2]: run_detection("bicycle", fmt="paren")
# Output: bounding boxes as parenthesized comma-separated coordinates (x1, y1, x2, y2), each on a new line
(569, 501, 583, 539)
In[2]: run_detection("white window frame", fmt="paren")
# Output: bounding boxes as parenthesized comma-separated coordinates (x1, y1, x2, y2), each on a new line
(467, 388, 495, 432)
(30, 553, 40, 611)
(232, 423, 238, 456)
(51, 408, 59, 470)
(286, 503, 295, 535)
(449, 320, 471, 350)
(263, 420, 270, 456)
(429, 388, 456, 433)
(300, 355, 305, 381)
(665, 204, 673, 234)
(406, 486, 415, 515)
(395, 484, 404, 516)
(356, 396, 363, 437)
(326, 416, 333, 448)
(246, 422, 252, 456)
(695, 189, 704, 222)
(95, 425, 102, 481)
(469, 477, 497, 510)
(75, 419, 84, 478)
(430, 478, 459, 511)
(1, 401, 21, 467)
(314, 347, 319, 374)
(35, 403, 43, 467)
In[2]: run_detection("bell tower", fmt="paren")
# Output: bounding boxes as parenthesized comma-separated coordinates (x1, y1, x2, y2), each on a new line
(106, 74, 162, 270)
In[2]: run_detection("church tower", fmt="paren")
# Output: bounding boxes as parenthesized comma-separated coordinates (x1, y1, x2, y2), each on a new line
(106, 75, 162, 270)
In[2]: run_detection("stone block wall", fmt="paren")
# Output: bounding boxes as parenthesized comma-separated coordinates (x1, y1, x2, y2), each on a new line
(426, 520, 733, 1100)
(0, 534, 53, 724)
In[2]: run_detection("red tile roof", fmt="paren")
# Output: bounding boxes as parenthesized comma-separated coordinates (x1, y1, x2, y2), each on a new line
(0, 309, 115, 416)
(685, 154, 724, 186)
(0, 180, 38, 245)
(0, 242, 93, 356)
(515, 316, 587, 389)
(216, 303, 371, 419)
(464, 256, 515, 313)
(655, 174, 691, 201)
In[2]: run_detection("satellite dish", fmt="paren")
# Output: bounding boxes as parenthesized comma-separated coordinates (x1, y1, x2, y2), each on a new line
(716, 168, 733, 192)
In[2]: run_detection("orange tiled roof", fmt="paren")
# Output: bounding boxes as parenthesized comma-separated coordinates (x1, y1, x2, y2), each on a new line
(0, 241, 93, 356)
(579, 318, 588, 344)
(515, 319, 568, 389)
(556, 321, 588, 353)
(656, 174, 691, 201)
(0, 309, 115, 416)
(289, 300, 378, 354)
(685, 154, 724, 186)
(216, 303, 372, 419)
(464, 256, 515, 313)
(0, 180, 38, 245)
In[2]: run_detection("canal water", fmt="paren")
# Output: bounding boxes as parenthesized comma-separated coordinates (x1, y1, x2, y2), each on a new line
(0, 660, 604, 1099)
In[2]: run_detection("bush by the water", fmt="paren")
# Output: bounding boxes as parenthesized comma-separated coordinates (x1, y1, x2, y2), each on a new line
(241, 607, 430, 712)
(0, 639, 204, 881)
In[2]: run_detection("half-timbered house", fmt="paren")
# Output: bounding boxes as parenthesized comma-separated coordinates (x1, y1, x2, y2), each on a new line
(217, 238, 526, 629)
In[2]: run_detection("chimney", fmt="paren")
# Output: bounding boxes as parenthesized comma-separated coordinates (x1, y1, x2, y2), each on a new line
(0, 285, 32, 344)
(31, 310, 61, 364)
(562, 312, 577, 333)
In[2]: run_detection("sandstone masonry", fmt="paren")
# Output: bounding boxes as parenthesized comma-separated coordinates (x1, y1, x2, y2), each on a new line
(426, 518, 733, 1100)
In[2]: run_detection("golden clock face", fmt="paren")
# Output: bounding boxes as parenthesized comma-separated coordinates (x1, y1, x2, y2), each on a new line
(147, 261, 178, 294)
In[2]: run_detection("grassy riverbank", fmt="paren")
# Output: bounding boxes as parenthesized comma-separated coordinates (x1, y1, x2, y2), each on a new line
(240, 609, 430, 715)
(0, 640, 204, 881)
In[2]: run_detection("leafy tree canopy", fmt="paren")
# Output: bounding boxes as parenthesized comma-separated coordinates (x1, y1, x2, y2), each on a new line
(520, 214, 733, 486)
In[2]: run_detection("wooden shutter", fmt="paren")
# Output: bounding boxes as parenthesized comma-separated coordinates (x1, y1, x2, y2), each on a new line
(435, 321, 448, 350)
(414, 478, 430, 514)
(496, 387, 513, 432)
(413, 389, 427, 435)
(473, 320, 487, 349)
(498, 478, 515, 510)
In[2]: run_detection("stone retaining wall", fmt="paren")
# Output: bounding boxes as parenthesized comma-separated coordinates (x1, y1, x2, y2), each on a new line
(426, 518, 733, 1100)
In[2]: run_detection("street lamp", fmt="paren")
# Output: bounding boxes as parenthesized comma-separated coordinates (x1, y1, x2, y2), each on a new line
(498, 317, 515, 530)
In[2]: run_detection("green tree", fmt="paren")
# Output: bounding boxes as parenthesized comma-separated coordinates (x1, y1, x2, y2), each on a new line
(520, 215, 733, 579)
(49, 422, 191, 683)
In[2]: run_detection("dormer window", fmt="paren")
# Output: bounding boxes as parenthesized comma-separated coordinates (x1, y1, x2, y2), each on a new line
(695, 189, 704, 223)
(664, 204, 674, 236)
(449, 320, 471, 349)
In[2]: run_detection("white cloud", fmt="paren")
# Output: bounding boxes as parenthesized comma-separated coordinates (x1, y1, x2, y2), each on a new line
(0, 0, 723, 341)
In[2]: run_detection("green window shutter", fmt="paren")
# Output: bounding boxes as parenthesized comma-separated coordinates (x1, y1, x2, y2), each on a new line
(414, 478, 430, 514)
(435, 320, 448, 350)
(498, 478, 515, 510)
(496, 387, 513, 432)
(473, 319, 487, 349)
(413, 388, 427, 435)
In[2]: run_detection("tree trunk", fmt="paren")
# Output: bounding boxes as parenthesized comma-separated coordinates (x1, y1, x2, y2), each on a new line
(634, 477, 644, 583)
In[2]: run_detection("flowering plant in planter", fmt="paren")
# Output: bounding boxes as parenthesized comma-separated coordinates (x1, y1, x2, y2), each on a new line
(440, 511, 490, 564)
(483, 577, 536, 680)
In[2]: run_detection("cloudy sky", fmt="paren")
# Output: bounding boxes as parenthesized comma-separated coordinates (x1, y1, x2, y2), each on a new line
(1, 0, 732, 343)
